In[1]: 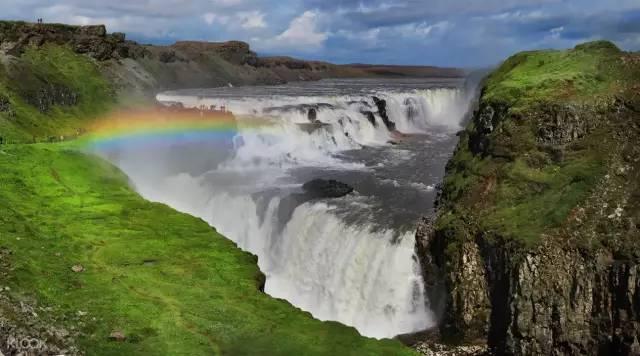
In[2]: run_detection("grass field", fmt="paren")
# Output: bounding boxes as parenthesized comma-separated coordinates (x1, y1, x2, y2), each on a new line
(0, 143, 414, 355)
(0, 44, 415, 355)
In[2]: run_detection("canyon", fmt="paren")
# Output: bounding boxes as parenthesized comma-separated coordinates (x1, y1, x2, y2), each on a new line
(0, 20, 639, 356)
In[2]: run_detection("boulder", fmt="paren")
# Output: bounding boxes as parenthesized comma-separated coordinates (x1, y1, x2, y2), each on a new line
(77, 25, 106, 37)
(302, 179, 354, 199)
(108, 330, 126, 342)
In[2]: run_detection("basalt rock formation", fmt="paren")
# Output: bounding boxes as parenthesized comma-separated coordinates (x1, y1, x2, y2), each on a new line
(415, 41, 640, 355)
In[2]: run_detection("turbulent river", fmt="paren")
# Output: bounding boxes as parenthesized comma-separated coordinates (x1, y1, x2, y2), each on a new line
(101, 78, 474, 339)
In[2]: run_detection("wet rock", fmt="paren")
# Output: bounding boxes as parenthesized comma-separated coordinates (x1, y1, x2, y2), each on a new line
(372, 96, 396, 131)
(467, 101, 510, 155)
(297, 122, 330, 134)
(361, 110, 377, 126)
(404, 97, 419, 119)
(307, 108, 318, 122)
(302, 179, 354, 199)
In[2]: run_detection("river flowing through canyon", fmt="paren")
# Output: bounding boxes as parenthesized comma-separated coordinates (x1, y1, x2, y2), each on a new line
(97, 78, 474, 339)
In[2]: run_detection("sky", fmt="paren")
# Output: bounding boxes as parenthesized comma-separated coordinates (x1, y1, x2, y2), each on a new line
(2, 0, 640, 67)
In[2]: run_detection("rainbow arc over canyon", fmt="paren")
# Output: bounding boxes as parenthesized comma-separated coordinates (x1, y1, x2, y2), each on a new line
(82, 108, 264, 150)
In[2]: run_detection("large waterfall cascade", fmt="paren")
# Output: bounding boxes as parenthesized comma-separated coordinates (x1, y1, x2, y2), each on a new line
(106, 78, 473, 339)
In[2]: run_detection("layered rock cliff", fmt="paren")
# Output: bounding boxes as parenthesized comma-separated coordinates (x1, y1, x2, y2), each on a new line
(417, 41, 640, 355)
(0, 20, 463, 100)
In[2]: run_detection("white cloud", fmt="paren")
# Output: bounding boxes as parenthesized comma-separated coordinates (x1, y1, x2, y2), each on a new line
(202, 11, 264, 30)
(259, 11, 328, 52)
(549, 26, 564, 39)
(397, 20, 452, 38)
(239, 11, 266, 29)
(202, 12, 230, 26)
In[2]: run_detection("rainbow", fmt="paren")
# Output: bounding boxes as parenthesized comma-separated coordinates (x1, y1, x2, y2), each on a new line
(81, 107, 266, 151)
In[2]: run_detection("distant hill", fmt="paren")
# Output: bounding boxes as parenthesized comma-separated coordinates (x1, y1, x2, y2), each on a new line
(0, 20, 464, 99)
(344, 63, 464, 78)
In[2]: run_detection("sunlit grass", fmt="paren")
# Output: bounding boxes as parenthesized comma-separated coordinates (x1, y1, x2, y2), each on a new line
(437, 41, 637, 245)
(0, 144, 415, 355)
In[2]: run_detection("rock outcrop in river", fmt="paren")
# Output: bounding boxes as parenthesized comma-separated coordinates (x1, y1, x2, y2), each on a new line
(415, 41, 640, 355)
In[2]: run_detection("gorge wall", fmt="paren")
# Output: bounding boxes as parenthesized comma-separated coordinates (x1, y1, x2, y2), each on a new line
(0, 21, 424, 355)
(0, 21, 463, 98)
(417, 41, 640, 355)
(0, 20, 463, 144)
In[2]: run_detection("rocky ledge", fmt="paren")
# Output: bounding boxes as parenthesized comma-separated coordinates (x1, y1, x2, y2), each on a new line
(414, 41, 640, 355)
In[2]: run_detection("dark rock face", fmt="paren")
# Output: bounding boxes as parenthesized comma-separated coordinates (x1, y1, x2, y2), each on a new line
(258, 56, 314, 70)
(423, 225, 640, 355)
(0, 95, 13, 117)
(25, 84, 78, 113)
(467, 101, 510, 155)
(171, 40, 258, 66)
(372, 96, 396, 131)
(420, 99, 640, 355)
(302, 179, 354, 199)
(0, 22, 138, 61)
(361, 110, 377, 126)
(534, 104, 599, 145)
(307, 108, 318, 122)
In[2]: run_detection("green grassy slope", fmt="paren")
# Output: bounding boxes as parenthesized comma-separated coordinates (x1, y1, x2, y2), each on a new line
(436, 41, 640, 246)
(0, 144, 414, 355)
(0, 45, 114, 143)
(0, 44, 415, 354)
(482, 41, 628, 110)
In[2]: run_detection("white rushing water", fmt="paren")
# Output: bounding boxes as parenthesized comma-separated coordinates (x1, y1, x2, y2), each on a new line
(107, 79, 473, 338)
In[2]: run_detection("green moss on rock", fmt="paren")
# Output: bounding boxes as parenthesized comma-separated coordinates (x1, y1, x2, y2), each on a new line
(437, 40, 640, 246)
(0, 45, 114, 143)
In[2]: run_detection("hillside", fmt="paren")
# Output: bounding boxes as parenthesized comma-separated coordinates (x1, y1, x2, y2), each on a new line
(0, 21, 464, 99)
(0, 144, 414, 355)
(0, 22, 418, 355)
(417, 41, 640, 354)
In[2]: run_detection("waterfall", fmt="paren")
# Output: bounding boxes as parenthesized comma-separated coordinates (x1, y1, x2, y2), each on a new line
(105, 80, 472, 339)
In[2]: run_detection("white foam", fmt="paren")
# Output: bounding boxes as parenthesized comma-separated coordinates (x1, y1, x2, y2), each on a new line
(107, 84, 474, 338)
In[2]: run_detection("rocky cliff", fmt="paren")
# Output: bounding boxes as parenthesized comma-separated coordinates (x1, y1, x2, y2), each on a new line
(417, 41, 640, 355)
(0, 20, 464, 143)
(0, 20, 463, 100)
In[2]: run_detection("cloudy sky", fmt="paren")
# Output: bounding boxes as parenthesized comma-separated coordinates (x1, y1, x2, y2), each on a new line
(2, 0, 640, 67)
